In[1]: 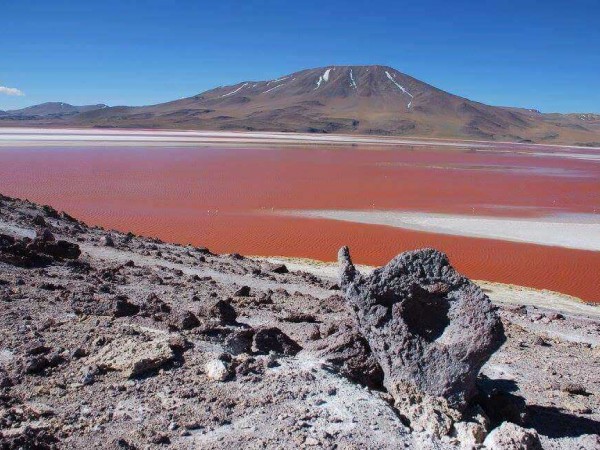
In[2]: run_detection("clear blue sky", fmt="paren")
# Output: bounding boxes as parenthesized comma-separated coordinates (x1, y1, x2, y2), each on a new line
(1, 0, 599, 112)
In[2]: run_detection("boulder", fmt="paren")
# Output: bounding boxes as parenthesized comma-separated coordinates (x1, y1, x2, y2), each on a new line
(483, 422, 542, 450)
(316, 321, 383, 389)
(338, 246, 505, 409)
(86, 337, 173, 378)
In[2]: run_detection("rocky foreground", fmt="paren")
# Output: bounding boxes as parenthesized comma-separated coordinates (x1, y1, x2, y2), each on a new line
(0, 194, 599, 449)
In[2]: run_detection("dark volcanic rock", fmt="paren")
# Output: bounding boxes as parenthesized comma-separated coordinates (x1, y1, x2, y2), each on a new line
(112, 296, 140, 317)
(338, 246, 505, 408)
(140, 293, 171, 317)
(170, 310, 201, 330)
(252, 327, 302, 356)
(0, 234, 52, 267)
(208, 299, 237, 325)
(317, 322, 384, 389)
(224, 329, 255, 355)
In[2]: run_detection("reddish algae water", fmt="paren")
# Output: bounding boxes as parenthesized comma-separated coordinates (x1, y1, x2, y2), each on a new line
(1, 144, 599, 302)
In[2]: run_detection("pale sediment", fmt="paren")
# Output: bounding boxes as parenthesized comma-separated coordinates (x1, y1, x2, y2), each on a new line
(278, 209, 600, 251)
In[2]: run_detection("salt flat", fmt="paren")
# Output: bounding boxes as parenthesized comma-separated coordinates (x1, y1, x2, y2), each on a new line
(279, 210, 600, 251)
(1, 127, 600, 151)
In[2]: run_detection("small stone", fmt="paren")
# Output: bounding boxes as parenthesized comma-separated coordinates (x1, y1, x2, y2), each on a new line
(25, 355, 50, 374)
(112, 296, 140, 317)
(234, 286, 251, 297)
(205, 359, 230, 381)
(86, 338, 174, 378)
(223, 329, 254, 355)
(560, 382, 589, 396)
(304, 437, 319, 446)
(271, 264, 289, 274)
(32, 215, 47, 226)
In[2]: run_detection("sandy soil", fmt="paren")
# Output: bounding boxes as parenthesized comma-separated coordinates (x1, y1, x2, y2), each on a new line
(279, 210, 600, 252)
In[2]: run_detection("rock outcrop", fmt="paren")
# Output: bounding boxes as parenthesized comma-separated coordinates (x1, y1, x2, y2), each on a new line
(338, 246, 505, 409)
(483, 422, 542, 450)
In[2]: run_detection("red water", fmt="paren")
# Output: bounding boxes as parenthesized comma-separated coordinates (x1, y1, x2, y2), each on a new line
(1, 144, 599, 301)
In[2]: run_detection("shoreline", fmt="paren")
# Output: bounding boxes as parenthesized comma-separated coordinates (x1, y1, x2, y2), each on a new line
(254, 255, 600, 319)
(2, 127, 600, 151)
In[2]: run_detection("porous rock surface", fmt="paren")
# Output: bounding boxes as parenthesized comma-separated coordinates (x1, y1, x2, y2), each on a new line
(338, 246, 505, 408)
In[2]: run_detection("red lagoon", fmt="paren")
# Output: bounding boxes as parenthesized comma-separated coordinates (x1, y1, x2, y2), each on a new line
(1, 144, 599, 301)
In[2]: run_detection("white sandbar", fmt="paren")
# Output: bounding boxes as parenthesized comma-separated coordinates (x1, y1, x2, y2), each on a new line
(278, 210, 600, 251)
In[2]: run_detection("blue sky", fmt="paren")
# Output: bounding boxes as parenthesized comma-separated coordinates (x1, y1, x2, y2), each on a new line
(1, 0, 599, 112)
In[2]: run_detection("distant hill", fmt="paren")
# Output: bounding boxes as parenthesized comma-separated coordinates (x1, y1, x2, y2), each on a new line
(2, 102, 108, 119)
(2, 66, 599, 145)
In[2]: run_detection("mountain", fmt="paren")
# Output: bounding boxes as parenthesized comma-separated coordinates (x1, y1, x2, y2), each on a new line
(3, 102, 108, 119)
(2, 66, 599, 145)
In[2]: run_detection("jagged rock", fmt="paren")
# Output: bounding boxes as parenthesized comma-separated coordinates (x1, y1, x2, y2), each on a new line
(0, 234, 51, 267)
(170, 310, 201, 330)
(112, 296, 140, 317)
(24, 355, 51, 374)
(338, 246, 505, 408)
(207, 299, 237, 325)
(29, 238, 81, 260)
(316, 321, 383, 389)
(223, 329, 254, 355)
(86, 337, 174, 378)
(140, 293, 171, 317)
(271, 264, 289, 274)
(483, 422, 542, 450)
(32, 215, 47, 226)
(252, 327, 302, 356)
(0, 426, 59, 449)
(234, 286, 251, 297)
(36, 228, 55, 242)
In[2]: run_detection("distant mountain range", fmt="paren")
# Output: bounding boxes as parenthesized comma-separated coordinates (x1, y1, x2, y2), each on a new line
(2, 66, 599, 145)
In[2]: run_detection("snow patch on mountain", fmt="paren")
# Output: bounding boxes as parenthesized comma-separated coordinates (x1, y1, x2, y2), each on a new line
(349, 69, 357, 90)
(263, 83, 285, 94)
(385, 71, 413, 108)
(221, 83, 248, 98)
(315, 68, 332, 90)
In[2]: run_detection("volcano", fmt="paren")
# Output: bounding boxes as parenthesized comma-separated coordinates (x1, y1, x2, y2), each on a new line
(2, 65, 599, 145)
